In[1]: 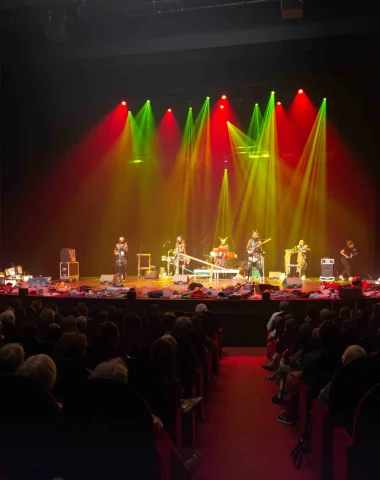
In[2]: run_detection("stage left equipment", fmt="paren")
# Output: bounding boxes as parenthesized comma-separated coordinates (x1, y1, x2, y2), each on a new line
(173, 274, 189, 284)
(320, 258, 335, 281)
(137, 253, 151, 278)
(100, 274, 115, 284)
(60, 262, 79, 281)
(60, 248, 76, 262)
(5, 265, 23, 276)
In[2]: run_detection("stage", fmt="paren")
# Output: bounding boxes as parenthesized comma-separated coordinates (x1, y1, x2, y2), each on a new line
(1, 276, 379, 347)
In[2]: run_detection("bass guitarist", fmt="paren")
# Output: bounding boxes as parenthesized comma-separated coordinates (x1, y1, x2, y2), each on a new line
(246, 230, 270, 283)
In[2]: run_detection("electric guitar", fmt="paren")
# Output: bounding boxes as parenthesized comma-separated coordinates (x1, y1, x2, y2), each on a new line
(247, 238, 271, 262)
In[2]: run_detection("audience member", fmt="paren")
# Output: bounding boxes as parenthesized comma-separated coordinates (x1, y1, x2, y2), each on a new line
(0, 343, 25, 373)
(17, 354, 57, 392)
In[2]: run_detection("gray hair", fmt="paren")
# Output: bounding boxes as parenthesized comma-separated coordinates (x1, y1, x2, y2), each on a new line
(0, 309, 15, 324)
(91, 358, 128, 384)
(174, 316, 193, 333)
(16, 354, 57, 391)
(195, 303, 208, 314)
(342, 345, 367, 365)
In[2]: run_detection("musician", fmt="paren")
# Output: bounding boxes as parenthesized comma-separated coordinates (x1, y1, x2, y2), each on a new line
(174, 235, 187, 274)
(296, 240, 311, 280)
(339, 240, 357, 280)
(246, 230, 264, 282)
(215, 237, 229, 268)
(114, 236, 128, 280)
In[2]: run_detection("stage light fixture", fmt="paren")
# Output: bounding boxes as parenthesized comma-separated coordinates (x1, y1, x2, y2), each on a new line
(167, 108, 172, 112)
(220, 105, 225, 109)
(277, 101, 281, 105)
(221, 95, 227, 100)
(206, 96, 210, 99)
(147, 100, 150, 103)
(298, 89, 304, 94)
(255, 103, 258, 106)
(271, 91, 275, 94)
(121, 101, 127, 106)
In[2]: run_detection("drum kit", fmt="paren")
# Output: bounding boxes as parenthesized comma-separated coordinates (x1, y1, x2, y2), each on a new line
(210, 248, 238, 268)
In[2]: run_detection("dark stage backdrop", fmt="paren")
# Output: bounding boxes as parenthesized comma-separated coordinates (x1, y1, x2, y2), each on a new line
(0, 36, 379, 279)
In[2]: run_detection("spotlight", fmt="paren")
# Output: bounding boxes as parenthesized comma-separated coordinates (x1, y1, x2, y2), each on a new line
(298, 89, 304, 94)
(167, 108, 172, 112)
(255, 103, 258, 106)
(206, 96, 210, 99)
(271, 91, 275, 94)
(221, 95, 227, 100)
(220, 105, 225, 109)
(277, 101, 281, 105)
(147, 100, 150, 103)
(121, 101, 127, 106)
(323, 97, 326, 101)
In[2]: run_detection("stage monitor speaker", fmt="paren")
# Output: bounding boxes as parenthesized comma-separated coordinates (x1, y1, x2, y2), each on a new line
(255, 284, 280, 294)
(283, 277, 302, 288)
(144, 270, 159, 279)
(100, 274, 115, 284)
(60, 248, 76, 262)
(339, 287, 362, 300)
(268, 271, 282, 280)
(173, 274, 189, 285)
(321, 263, 334, 277)
(281, 0, 303, 19)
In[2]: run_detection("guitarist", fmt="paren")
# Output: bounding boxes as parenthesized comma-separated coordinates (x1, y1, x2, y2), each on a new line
(339, 240, 357, 280)
(246, 230, 265, 282)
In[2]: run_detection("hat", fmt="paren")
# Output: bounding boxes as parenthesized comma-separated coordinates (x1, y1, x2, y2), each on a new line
(195, 303, 208, 314)
(252, 230, 260, 238)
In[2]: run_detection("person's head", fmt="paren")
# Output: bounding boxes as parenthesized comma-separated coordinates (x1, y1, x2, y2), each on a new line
(61, 315, 77, 332)
(119, 236, 125, 243)
(69, 308, 80, 318)
(95, 310, 109, 325)
(161, 334, 177, 348)
(46, 303, 58, 315)
(0, 309, 15, 325)
(123, 312, 142, 331)
(318, 322, 338, 350)
(91, 358, 128, 383)
(341, 345, 366, 365)
(338, 307, 351, 321)
(219, 237, 227, 245)
(195, 303, 208, 315)
(299, 239, 305, 246)
(39, 308, 55, 326)
(252, 230, 259, 239)
(320, 309, 336, 324)
(176, 235, 183, 242)
(151, 337, 177, 379)
(55, 332, 87, 360)
(369, 315, 380, 327)
(173, 316, 193, 338)
(300, 322, 314, 335)
(350, 309, 363, 322)
(16, 354, 56, 391)
(77, 302, 89, 317)
(76, 316, 88, 333)
(342, 318, 358, 332)
(0, 343, 25, 373)
(284, 316, 298, 330)
(279, 301, 290, 313)
(31, 299, 42, 313)
(99, 322, 119, 346)
(346, 240, 354, 248)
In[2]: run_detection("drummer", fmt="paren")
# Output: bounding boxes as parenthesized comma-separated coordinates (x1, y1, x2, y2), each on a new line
(212, 237, 229, 268)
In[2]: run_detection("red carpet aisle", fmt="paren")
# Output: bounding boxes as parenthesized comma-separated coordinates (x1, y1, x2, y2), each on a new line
(193, 348, 315, 480)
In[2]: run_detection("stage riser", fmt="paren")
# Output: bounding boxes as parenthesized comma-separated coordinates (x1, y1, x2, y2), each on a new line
(0, 296, 377, 347)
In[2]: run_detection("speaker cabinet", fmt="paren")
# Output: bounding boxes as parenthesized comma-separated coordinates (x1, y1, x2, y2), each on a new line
(60, 248, 76, 262)
(100, 274, 115, 284)
(283, 277, 302, 288)
(144, 270, 159, 279)
(60, 262, 79, 280)
(173, 274, 189, 284)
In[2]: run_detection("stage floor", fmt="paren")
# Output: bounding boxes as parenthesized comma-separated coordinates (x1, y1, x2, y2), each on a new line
(73, 276, 325, 294)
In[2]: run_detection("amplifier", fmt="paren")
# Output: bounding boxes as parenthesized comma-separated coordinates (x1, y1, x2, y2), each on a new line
(144, 270, 159, 279)
(173, 274, 189, 285)
(60, 248, 76, 262)
(100, 274, 115, 284)
(60, 262, 79, 280)
(283, 277, 302, 288)
(321, 262, 334, 278)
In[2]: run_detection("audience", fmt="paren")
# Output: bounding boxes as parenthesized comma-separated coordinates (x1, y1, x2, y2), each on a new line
(0, 342, 25, 373)
(16, 353, 57, 392)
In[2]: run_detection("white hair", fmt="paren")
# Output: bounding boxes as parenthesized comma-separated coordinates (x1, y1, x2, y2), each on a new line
(195, 303, 208, 314)
(16, 354, 57, 391)
(91, 358, 128, 384)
